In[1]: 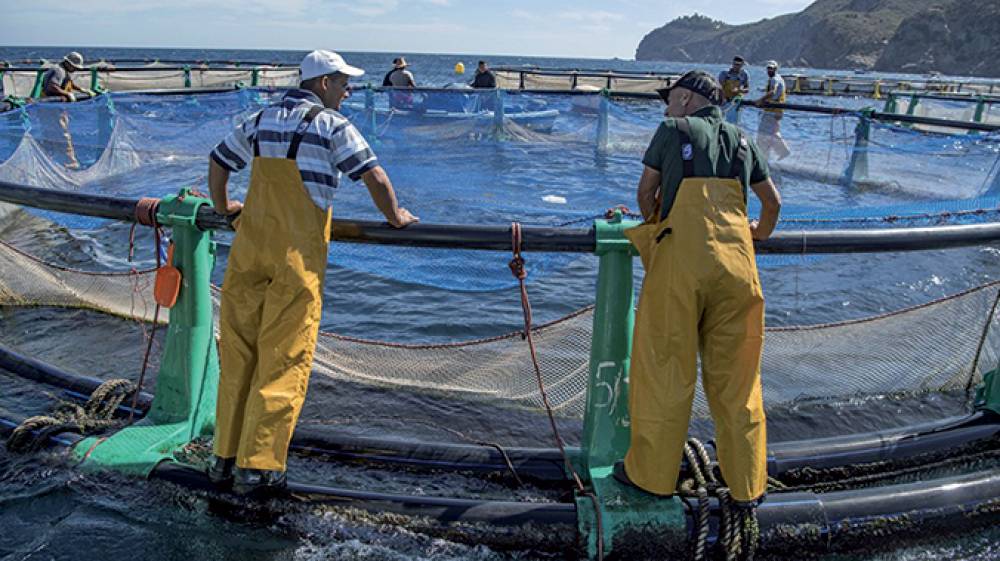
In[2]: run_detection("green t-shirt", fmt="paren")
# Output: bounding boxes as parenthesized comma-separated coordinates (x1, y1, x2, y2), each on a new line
(642, 105, 769, 220)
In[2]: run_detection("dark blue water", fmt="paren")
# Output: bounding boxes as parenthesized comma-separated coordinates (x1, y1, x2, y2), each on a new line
(1, 46, 999, 560)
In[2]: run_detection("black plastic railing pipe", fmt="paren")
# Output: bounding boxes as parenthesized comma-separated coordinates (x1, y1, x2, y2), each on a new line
(886, 91, 1000, 103)
(3, 65, 298, 72)
(3, 180, 1000, 254)
(493, 66, 676, 78)
(745, 101, 1000, 132)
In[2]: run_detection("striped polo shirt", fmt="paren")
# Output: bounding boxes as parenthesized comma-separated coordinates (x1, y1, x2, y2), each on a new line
(211, 89, 378, 210)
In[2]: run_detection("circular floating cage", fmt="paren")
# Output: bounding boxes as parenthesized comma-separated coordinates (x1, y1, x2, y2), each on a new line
(0, 79, 999, 559)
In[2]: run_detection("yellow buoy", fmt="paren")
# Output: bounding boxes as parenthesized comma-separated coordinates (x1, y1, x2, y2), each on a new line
(454, 62, 465, 75)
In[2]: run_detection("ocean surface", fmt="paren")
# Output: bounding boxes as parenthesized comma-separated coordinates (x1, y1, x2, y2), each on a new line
(0, 46, 999, 560)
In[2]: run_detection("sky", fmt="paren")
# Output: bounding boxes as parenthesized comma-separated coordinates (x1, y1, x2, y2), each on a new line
(1, 0, 814, 59)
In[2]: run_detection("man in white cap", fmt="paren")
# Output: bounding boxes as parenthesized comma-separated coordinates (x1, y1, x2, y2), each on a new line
(207, 49, 418, 495)
(756, 60, 790, 161)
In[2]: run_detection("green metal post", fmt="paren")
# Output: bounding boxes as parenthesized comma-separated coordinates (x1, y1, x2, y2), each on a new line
(183, 65, 192, 88)
(842, 108, 873, 187)
(73, 188, 219, 475)
(905, 93, 920, 116)
(595, 90, 609, 153)
(580, 211, 637, 475)
(883, 93, 897, 114)
(576, 211, 686, 560)
(973, 98, 986, 123)
(976, 367, 1000, 415)
(251, 67, 260, 87)
(29, 68, 45, 99)
(90, 67, 99, 92)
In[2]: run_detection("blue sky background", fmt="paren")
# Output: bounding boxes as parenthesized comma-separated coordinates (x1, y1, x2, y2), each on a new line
(2, 0, 813, 59)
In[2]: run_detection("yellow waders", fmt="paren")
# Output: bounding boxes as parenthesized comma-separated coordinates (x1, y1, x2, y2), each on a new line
(721, 78, 743, 102)
(214, 106, 332, 471)
(623, 176, 767, 502)
(759, 77, 790, 160)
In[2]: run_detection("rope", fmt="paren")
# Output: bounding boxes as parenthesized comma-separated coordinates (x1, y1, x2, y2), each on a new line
(6, 378, 136, 453)
(128, 226, 163, 422)
(681, 437, 760, 561)
(508, 222, 604, 561)
(134, 197, 160, 227)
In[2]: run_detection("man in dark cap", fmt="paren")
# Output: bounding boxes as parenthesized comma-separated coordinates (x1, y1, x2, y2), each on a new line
(614, 70, 781, 510)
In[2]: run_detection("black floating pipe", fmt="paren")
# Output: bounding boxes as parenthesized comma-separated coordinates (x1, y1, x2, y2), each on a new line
(757, 469, 1000, 553)
(0, 180, 138, 222)
(5, 342, 997, 485)
(0, 343, 154, 412)
(2, 402, 999, 555)
(745, 100, 1000, 132)
(150, 461, 579, 526)
(886, 90, 1000, 103)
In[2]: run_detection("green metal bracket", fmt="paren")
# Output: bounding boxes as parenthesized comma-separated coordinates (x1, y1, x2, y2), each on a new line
(250, 67, 260, 87)
(73, 188, 219, 475)
(29, 68, 45, 99)
(975, 367, 1000, 416)
(577, 211, 686, 560)
(580, 210, 638, 475)
(843, 108, 873, 187)
(972, 98, 986, 123)
(883, 93, 897, 114)
(905, 93, 920, 116)
(183, 65, 192, 88)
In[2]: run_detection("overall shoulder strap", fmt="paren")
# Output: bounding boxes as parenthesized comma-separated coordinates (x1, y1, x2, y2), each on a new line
(251, 110, 265, 157)
(286, 105, 324, 160)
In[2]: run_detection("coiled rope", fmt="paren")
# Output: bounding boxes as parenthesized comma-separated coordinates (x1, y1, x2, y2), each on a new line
(680, 437, 762, 561)
(6, 378, 136, 452)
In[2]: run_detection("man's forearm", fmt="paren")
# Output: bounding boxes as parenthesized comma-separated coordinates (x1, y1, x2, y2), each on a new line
(636, 165, 662, 222)
(208, 158, 233, 213)
(756, 202, 780, 239)
(362, 166, 403, 224)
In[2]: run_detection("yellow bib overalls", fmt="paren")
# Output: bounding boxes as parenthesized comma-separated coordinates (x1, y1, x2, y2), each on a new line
(624, 119, 767, 502)
(214, 106, 332, 471)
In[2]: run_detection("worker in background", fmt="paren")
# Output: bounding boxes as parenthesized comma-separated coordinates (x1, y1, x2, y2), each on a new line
(614, 70, 781, 512)
(470, 60, 497, 89)
(382, 57, 416, 88)
(207, 49, 418, 495)
(42, 51, 91, 102)
(383, 57, 417, 110)
(718, 55, 749, 102)
(756, 60, 791, 161)
(41, 51, 92, 169)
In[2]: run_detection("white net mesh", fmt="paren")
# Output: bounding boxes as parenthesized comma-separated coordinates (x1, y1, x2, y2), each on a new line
(0, 231, 996, 419)
(2, 64, 300, 97)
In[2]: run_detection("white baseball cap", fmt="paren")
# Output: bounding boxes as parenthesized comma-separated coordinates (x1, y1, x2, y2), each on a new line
(766, 60, 779, 69)
(300, 50, 364, 80)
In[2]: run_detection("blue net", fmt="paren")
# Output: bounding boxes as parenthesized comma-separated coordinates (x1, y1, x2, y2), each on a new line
(1, 88, 999, 300)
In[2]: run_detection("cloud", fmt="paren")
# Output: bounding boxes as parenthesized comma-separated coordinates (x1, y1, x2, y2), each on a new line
(557, 10, 625, 25)
(328, 0, 449, 17)
(511, 9, 541, 21)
